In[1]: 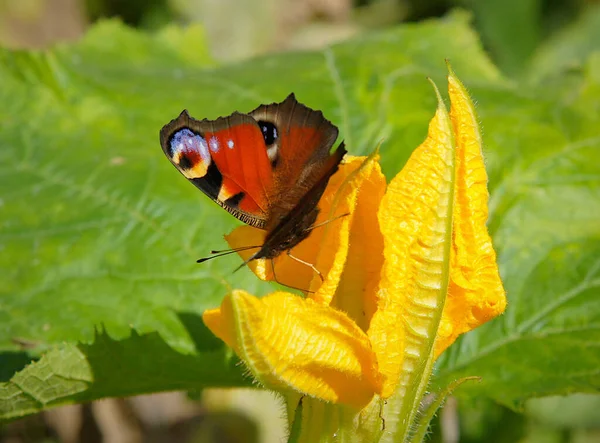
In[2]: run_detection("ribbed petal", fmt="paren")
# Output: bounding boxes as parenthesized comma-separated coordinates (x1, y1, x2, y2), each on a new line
(370, 85, 455, 398)
(203, 290, 382, 409)
(435, 69, 507, 356)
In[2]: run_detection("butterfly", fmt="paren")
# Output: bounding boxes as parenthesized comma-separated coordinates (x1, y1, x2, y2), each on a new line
(159, 93, 347, 270)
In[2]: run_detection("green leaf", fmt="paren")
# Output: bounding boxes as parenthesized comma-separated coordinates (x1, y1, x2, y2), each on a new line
(0, 326, 246, 419)
(1, 10, 599, 419)
(464, 0, 542, 76)
(527, 4, 600, 83)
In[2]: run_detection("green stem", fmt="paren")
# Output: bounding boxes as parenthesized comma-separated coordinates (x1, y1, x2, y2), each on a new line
(287, 397, 304, 443)
(411, 377, 481, 443)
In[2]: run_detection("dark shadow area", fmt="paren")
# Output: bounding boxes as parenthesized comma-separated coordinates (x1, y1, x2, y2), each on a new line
(176, 311, 224, 353)
(0, 352, 37, 382)
(73, 327, 250, 404)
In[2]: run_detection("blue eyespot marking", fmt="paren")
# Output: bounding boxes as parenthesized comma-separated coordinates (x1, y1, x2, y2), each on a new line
(170, 128, 210, 168)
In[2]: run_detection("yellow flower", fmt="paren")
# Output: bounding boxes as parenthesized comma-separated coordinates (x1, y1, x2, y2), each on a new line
(203, 69, 506, 431)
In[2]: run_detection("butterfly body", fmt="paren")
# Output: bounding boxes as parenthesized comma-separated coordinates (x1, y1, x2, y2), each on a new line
(160, 94, 346, 262)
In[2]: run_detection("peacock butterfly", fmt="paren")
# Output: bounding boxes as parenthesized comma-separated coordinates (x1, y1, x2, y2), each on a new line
(159, 94, 347, 267)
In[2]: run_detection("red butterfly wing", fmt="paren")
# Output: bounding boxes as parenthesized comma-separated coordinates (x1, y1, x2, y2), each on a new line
(160, 94, 346, 260)
(160, 111, 274, 228)
(249, 94, 345, 231)
(246, 94, 347, 259)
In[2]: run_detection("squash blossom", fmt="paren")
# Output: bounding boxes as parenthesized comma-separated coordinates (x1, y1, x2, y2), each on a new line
(203, 68, 506, 442)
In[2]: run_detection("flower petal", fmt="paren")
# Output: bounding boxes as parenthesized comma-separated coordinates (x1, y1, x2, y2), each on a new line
(435, 69, 507, 356)
(225, 157, 366, 293)
(370, 83, 455, 398)
(203, 290, 382, 409)
(319, 153, 386, 331)
(305, 155, 375, 301)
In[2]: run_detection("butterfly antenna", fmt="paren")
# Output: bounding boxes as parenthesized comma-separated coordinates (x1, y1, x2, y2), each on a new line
(197, 245, 260, 264)
(209, 245, 260, 254)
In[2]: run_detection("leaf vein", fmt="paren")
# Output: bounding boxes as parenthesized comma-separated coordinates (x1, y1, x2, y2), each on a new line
(517, 278, 600, 334)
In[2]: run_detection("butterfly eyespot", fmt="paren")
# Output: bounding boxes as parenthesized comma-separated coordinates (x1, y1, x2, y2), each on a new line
(169, 128, 211, 178)
(178, 153, 194, 170)
(258, 121, 278, 146)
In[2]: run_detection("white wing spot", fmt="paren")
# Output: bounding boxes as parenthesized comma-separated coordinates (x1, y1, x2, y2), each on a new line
(227, 139, 234, 149)
(209, 136, 220, 153)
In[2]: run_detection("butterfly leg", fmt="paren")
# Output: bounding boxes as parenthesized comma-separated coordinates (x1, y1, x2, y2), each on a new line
(303, 212, 350, 233)
(286, 250, 324, 282)
(270, 258, 314, 293)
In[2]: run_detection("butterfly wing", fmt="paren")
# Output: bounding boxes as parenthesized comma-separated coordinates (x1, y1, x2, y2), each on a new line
(248, 94, 346, 232)
(240, 94, 347, 259)
(160, 95, 346, 260)
(160, 110, 274, 229)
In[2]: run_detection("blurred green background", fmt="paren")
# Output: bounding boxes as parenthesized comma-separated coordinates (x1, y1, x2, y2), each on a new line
(1, 0, 599, 442)
(1, 0, 597, 76)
